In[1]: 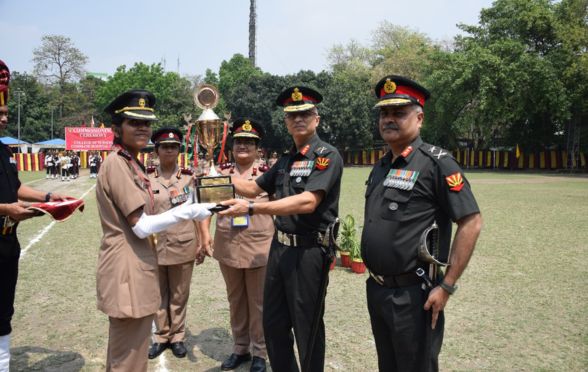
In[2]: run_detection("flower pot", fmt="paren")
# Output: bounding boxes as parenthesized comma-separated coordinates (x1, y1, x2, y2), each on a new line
(329, 255, 336, 270)
(351, 258, 366, 274)
(340, 251, 351, 268)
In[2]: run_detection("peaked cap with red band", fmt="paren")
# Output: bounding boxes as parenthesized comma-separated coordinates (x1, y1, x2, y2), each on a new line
(231, 118, 265, 141)
(151, 127, 182, 145)
(276, 86, 323, 113)
(374, 75, 430, 108)
(0, 59, 10, 107)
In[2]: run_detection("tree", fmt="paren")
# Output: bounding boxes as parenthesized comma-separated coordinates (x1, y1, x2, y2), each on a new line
(32, 35, 88, 91)
(95, 63, 194, 130)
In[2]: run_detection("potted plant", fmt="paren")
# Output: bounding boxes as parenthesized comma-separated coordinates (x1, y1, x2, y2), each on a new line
(338, 214, 356, 268)
(349, 235, 366, 274)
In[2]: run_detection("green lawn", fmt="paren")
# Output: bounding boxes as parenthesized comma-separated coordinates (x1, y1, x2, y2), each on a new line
(9, 169, 588, 371)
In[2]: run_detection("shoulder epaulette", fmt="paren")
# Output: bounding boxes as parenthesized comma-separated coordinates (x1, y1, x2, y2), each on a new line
(116, 148, 133, 160)
(419, 142, 453, 161)
(313, 144, 334, 156)
(180, 168, 193, 176)
(146, 166, 157, 175)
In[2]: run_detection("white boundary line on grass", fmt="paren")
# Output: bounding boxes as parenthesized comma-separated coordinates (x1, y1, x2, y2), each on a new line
(20, 184, 96, 258)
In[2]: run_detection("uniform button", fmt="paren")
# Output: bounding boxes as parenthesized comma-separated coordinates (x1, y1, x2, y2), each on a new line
(388, 202, 398, 211)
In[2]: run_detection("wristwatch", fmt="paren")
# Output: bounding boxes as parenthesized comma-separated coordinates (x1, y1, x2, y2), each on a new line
(248, 201, 255, 216)
(44, 192, 52, 202)
(439, 280, 458, 295)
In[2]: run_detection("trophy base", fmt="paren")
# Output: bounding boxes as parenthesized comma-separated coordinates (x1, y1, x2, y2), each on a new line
(195, 176, 235, 204)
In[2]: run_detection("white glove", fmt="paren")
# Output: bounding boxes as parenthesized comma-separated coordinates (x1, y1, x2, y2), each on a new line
(131, 202, 215, 239)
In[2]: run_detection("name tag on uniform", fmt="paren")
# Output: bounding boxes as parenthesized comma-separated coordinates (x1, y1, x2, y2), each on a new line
(290, 160, 314, 177)
(232, 215, 249, 227)
(383, 169, 419, 190)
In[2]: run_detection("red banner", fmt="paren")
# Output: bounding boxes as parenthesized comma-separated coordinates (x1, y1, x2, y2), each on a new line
(65, 127, 114, 151)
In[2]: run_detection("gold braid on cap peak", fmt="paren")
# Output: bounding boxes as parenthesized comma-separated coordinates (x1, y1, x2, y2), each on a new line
(114, 106, 155, 114)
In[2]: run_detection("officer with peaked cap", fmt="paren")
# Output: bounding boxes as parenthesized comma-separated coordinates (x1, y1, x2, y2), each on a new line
(147, 127, 211, 360)
(96, 90, 213, 371)
(0, 59, 68, 370)
(362, 75, 482, 371)
(213, 118, 273, 372)
(219, 87, 343, 372)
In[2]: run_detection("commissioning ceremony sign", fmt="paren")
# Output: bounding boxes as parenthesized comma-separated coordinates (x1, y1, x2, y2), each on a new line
(65, 127, 114, 151)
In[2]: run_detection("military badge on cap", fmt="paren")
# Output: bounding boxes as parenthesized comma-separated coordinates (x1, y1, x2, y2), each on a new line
(151, 127, 182, 145)
(231, 118, 264, 140)
(374, 75, 430, 108)
(104, 89, 158, 122)
(276, 86, 323, 113)
(446, 172, 464, 192)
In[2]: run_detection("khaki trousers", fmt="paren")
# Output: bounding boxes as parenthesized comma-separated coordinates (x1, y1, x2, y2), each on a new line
(219, 262, 267, 358)
(106, 314, 153, 372)
(154, 261, 194, 343)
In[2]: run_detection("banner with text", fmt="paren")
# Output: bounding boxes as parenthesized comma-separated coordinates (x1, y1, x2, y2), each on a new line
(65, 127, 114, 151)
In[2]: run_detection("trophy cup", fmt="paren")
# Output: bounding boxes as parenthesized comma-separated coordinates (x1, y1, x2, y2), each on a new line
(193, 84, 234, 207)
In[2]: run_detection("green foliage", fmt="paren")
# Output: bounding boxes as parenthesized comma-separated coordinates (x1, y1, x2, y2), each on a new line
(95, 63, 194, 130)
(338, 214, 361, 260)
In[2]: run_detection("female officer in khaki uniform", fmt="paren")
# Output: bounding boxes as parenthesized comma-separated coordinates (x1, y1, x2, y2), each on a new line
(147, 128, 211, 359)
(96, 90, 212, 372)
(214, 119, 274, 372)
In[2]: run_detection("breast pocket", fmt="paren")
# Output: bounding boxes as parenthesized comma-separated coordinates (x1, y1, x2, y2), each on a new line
(381, 188, 412, 221)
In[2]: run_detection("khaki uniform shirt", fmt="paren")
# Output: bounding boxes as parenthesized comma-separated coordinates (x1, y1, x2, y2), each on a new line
(96, 151, 160, 319)
(149, 166, 199, 265)
(213, 163, 274, 268)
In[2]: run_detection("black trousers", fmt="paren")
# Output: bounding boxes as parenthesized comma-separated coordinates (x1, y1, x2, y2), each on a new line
(366, 277, 444, 372)
(263, 238, 327, 372)
(0, 237, 20, 336)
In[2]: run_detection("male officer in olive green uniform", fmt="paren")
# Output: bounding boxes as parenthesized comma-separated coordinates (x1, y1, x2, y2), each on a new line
(362, 75, 482, 371)
(220, 86, 343, 372)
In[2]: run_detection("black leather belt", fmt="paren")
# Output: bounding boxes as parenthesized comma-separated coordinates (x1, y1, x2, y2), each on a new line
(275, 229, 325, 248)
(370, 270, 423, 288)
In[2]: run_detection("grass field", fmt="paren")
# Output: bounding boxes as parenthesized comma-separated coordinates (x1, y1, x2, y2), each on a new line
(8, 169, 588, 371)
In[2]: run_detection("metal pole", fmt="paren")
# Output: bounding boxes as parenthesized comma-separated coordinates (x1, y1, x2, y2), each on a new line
(17, 91, 21, 146)
(51, 108, 54, 140)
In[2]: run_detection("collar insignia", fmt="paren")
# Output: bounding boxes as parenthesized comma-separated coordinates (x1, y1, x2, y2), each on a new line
(300, 144, 310, 156)
(446, 172, 464, 192)
(401, 146, 413, 158)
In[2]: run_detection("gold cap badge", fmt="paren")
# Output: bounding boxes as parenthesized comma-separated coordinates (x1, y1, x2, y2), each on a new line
(292, 87, 303, 102)
(138, 98, 146, 108)
(384, 79, 396, 94)
(243, 120, 252, 131)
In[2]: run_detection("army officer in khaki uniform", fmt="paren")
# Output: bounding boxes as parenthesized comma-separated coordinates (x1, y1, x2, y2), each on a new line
(214, 119, 274, 372)
(96, 91, 212, 372)
(147, 128, 211, 359)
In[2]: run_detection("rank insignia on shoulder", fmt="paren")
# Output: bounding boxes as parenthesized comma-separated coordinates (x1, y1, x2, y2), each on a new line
(180, 168, 193, 176)
(146, 166, 156, 174)
(316, 146, 328, 155)
(383, 169, 419, 190)
(429, 146, 448, 159)
(315, 157, 329, 170)
(446, 172, 464, 192)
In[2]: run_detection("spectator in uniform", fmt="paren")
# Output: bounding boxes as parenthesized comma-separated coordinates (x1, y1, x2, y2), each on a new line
(213, 119, 273, 372)
(146, 127, 211, 360)
(267, 151, 279, 168)
(51, 151, 59, 179)
(89, 152, 99, 178)
(0, 59, 67, 371)
(220, 86, 343, 372)
(45, 151, 53, 179)
(95, 90, 213, 371)
(361, 75, 482, 371)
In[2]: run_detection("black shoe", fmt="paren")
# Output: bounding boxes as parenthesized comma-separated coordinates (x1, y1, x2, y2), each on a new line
(250, 356, 266, 372)
(148, 342, 169, 359)
(170, 341, 187, 358)
(221, 353, 252, 370)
